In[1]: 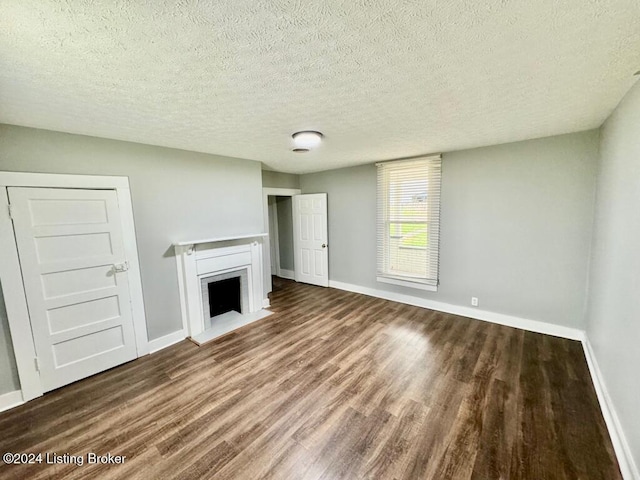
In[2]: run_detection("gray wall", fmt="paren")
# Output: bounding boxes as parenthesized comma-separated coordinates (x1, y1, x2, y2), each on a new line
(0, 125, 263, 349)
(262, 170, 300, 189)
(300, 130, 599, 329)
(586, 81, 640, 470)
(0, 283, 20, 394)
(276, 196, 294, 271)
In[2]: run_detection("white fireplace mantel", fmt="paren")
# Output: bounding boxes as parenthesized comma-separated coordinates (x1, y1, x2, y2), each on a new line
(174, 233, 268, 338)
(173, 232, 268, 249)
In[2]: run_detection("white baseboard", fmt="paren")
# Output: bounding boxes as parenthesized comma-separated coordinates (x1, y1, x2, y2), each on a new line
(147, 330, 187, 354)
(582, 338, 639, 480)
(328, 280, 584, 341)
(263, 298, 271, 308)
(277, 269, 295, 280)
(328, 279, 635, 478)
(0, 390, 23, 413)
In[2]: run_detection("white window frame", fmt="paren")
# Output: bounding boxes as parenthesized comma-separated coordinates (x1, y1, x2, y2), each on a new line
(376, 155, 442, 292)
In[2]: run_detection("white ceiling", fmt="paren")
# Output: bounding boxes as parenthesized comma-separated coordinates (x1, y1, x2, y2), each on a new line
(1, 1, 639, 174)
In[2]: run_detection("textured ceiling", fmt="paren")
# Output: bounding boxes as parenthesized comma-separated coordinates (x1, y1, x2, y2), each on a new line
(1, 1, 639, 174)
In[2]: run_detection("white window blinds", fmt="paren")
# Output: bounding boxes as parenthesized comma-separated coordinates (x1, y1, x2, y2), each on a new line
(376, 155, 442, 289)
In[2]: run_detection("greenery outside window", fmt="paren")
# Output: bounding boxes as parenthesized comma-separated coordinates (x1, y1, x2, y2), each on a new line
(376, 155, 442, 291)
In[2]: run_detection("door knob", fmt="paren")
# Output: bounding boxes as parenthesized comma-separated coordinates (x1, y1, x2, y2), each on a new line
(322, 244, 327, 248)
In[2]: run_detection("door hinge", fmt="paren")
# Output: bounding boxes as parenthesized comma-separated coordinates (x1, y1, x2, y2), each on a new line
(34, 357, 40, 373)
(8, 204, 14, 220)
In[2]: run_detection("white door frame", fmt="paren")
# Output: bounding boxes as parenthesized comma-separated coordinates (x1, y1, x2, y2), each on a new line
(267, 198, 281, 276)
(0, 172, 149, 403)
(262, 187, 300, 298)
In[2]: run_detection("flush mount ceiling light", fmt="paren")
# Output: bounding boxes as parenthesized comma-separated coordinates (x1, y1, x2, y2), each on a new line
(292, 131, 323, 151)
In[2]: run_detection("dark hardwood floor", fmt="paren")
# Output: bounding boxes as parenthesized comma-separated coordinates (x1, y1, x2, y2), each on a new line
(0, 277, 621, 479)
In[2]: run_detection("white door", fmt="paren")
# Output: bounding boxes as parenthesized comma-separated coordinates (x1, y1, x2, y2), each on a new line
(293, 193, 328, 287)
(8, 187, 138, 392)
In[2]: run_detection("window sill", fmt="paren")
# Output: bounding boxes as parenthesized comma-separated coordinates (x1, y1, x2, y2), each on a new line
(376, 276, 438, 292)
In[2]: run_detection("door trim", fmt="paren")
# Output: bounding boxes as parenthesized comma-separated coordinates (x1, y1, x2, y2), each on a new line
(267, 198, 280, 276)
(262, 187, 301, 299)
(0, 172, 149, 402)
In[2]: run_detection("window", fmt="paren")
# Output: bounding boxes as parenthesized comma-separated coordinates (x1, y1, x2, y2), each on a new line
(376, 155, 442, 291)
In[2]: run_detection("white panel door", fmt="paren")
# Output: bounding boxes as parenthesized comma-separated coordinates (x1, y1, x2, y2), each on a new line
(293, 193, 328, 287)
(8, 187, 137, 392)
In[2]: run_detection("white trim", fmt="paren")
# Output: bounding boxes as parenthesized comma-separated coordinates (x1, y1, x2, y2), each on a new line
(148, 330, 187, 354)
(175, 244, 199, 337)
(582, 338, 639, 480)
(0, 390, 24, 413)
(175, 246, 190, 335)
(173, 233, 267, 247)
(0, 171, 130, 189)
(0, 188, 43, 401)
(263, 187, 303, 197)
(377, 276, 438, 292)
(278, 269, 295, 280)
(0, 171, 149, 402)
(262, 187, 301, 298)
(262, 298, 271, 308)
(116, 186, 150, 356)
(269, 200, 281, 276)
(328, 280, 584, 340)
(375, 153, 442, 167)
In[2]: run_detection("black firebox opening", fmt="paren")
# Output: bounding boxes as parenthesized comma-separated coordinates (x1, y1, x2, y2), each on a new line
(208, 277, 241, 318)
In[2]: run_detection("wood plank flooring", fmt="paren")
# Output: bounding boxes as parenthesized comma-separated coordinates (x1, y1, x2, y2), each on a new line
(0, 277, 621, 479)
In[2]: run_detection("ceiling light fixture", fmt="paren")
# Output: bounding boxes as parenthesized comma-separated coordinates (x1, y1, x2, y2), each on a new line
(292, 130, 323, 150)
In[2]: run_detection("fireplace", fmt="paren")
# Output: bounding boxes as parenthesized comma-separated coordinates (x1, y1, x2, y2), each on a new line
(174, 235, 270, 343)
(200, 269, 249, 326)
(208, 277, 240, 317)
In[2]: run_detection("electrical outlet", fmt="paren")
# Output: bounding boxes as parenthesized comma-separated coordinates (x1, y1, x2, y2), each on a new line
(471, 297, 479, 307)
